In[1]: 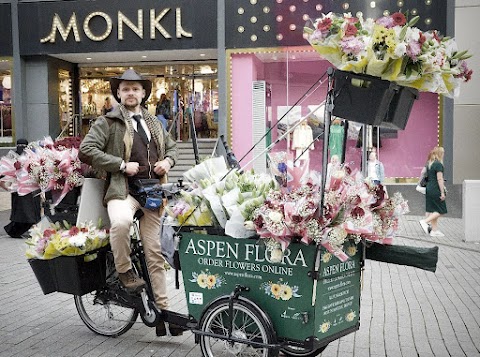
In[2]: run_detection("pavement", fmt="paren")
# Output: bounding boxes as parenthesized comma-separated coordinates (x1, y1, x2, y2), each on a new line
(0, 190, 480, 357)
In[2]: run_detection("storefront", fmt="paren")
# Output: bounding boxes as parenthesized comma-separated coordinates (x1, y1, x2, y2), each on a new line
(4, 0, 456, 182)
(223, 0, 451, 182)
(12, 0, 218, 143)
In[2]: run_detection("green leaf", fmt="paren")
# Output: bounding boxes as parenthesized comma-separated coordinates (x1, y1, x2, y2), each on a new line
(408, 16, 420, 27)
(399, 26, 408, 41)
(63, 220, 71, 229)
(303, 27, 314, 35)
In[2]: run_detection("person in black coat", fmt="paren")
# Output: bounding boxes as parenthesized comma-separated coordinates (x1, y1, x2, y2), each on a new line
(3, 139, 42, 238)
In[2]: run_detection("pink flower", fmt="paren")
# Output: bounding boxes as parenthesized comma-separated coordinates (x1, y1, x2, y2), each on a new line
(391, 12, 406, 26)
(43, 229, 56, 238)
(344, 23, 358, 37)
(317, 18, 332, 32)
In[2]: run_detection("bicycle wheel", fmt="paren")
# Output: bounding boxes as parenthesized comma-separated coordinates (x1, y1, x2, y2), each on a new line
(74, 252, 139, 337)
(280, 344, 327, 357)
(199, 299, 276, 357)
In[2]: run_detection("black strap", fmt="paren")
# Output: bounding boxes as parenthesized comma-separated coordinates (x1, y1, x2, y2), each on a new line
(132, 114, 150, 145)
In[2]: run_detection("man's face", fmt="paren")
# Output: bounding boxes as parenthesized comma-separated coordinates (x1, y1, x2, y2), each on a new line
(117, 81, 145, 109)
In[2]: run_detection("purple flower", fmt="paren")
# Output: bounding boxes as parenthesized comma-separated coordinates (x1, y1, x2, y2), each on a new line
(278, 162, 287, 174)
(376, 16, 395, 28)
(406, 41, 422, 61)
(340, 36, 366, 55)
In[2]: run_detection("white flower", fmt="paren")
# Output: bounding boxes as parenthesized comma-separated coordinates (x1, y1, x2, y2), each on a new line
(405, 27, 420, 42)
(244, 220, 255, 230)
(268, 211, 283, 223)
(96, 230, 108, 240)
(394, 43, 407, 58)
(69, 232, 88, 247)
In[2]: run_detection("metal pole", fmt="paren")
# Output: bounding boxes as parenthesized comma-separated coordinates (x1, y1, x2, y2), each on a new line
(319, 67, 335, 216)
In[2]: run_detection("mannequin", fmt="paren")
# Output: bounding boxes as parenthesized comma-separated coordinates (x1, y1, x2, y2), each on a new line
(329, 118, 345, 159)
(367, 150, 385, 185)
(292, 121, 314, 164)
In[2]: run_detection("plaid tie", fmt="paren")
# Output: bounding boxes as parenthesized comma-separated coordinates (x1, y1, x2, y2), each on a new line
(132, 115, 150, 145)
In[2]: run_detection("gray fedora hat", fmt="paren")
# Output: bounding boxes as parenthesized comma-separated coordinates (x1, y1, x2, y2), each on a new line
(109, 69, 152, 105)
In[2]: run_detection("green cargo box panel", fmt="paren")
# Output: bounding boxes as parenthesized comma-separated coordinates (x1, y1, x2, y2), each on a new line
(314, 241, 362, 343)
(179, 232, 362, 343)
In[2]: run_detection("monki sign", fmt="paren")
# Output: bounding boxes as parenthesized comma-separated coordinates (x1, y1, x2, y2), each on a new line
(40, 9, 192, 44)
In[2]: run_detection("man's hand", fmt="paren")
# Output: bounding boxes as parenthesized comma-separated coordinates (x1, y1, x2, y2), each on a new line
(125, 162, 140, 176)
(154, 159, 171, 176)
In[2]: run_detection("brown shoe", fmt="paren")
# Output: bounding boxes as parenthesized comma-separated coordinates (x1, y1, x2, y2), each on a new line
(169, 323, 186, 336)
(118, 269, 146, 293)
(156, 321, 167, 336)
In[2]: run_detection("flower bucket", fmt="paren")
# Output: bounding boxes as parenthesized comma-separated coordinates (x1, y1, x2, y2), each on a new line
(53, 250, 107, 295)
(28, 248, 107, 296)
(380, 86, 419, 130)
(332, 70, 399, 126)
(28, 258, 57, 294)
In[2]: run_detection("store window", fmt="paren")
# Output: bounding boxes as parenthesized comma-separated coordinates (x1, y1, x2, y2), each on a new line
(58, 69, 74, 137)
(0, 58, 13, 144)
(79, 63, 218, 140)
(228, 47, 440, 181)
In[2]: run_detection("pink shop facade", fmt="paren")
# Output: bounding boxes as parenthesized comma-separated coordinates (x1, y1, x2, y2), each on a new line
(228, 47, 442, 183)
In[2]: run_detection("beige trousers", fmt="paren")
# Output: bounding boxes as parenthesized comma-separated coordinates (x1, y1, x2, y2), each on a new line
(107, 195, 168, 309)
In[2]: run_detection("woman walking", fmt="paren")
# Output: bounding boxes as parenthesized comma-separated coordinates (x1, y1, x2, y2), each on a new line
(419, 146, 447, 237)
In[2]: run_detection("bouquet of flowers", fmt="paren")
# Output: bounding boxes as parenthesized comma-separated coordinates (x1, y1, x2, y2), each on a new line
(165, 157, 277, 237)
(0, 136, 88, 205)
(25, 220, 109, 260)
(252, 164, 409, 262)
(304, 12, 473, 96)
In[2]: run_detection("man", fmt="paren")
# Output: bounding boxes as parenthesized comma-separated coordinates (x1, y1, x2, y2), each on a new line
(79, 69, 181, 336)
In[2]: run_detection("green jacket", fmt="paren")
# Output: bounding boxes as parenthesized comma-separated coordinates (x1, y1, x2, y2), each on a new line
(79, 105, 178, 204)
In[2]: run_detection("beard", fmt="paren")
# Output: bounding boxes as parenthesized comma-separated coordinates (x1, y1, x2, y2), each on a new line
(122, 97, 141, 110)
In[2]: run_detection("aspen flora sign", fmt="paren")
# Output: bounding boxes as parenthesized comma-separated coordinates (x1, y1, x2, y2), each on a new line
(40, 9, 192, 43)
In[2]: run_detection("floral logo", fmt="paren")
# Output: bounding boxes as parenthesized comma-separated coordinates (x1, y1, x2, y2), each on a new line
(261, 279, 301, 301)
(346, 245, 358, 257)
(322, 252, 333, 263)
(190, 270, 225, 289)
(319, 321, 331, 333)
(345, 310, 357, 322)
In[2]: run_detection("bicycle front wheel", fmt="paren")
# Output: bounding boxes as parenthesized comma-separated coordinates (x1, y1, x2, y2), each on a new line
(74, 251, 139, 337)
(199, 299, 276, 357)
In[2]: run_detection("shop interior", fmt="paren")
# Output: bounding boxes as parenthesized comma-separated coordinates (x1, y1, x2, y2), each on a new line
(0, 58, 13, 143)
(72, 63, 219, 140)
(229, 47, 440, 181)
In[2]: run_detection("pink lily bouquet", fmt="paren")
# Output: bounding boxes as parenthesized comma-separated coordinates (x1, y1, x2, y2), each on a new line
(252, 164, 409, 262)
(304, 12, 473, 96)
(0, 136, 88, 205)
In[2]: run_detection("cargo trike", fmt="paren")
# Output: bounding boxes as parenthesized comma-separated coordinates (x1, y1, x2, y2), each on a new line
(69, 213, 364, 357)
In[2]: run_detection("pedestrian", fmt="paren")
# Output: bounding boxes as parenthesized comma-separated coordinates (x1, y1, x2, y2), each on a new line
(155, 93, 170, 130)
(419, 146, 447, 237)
(367, 150, 385, 185)
(79, 69, 182, 337)
(3, 139, 42, 238)
(101, 96, 114, 115)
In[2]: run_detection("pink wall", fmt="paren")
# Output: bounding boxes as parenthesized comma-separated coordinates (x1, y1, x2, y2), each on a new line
(231, 54, 440, 178)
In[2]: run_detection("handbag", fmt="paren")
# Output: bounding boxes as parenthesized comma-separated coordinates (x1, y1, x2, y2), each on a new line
(419, 167, 428, 188)
(129, 179, 165, 210)
(416, 184, 426, 195)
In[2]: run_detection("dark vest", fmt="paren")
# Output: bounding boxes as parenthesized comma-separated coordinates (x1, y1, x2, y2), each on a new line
(128, 130, 160, 183)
